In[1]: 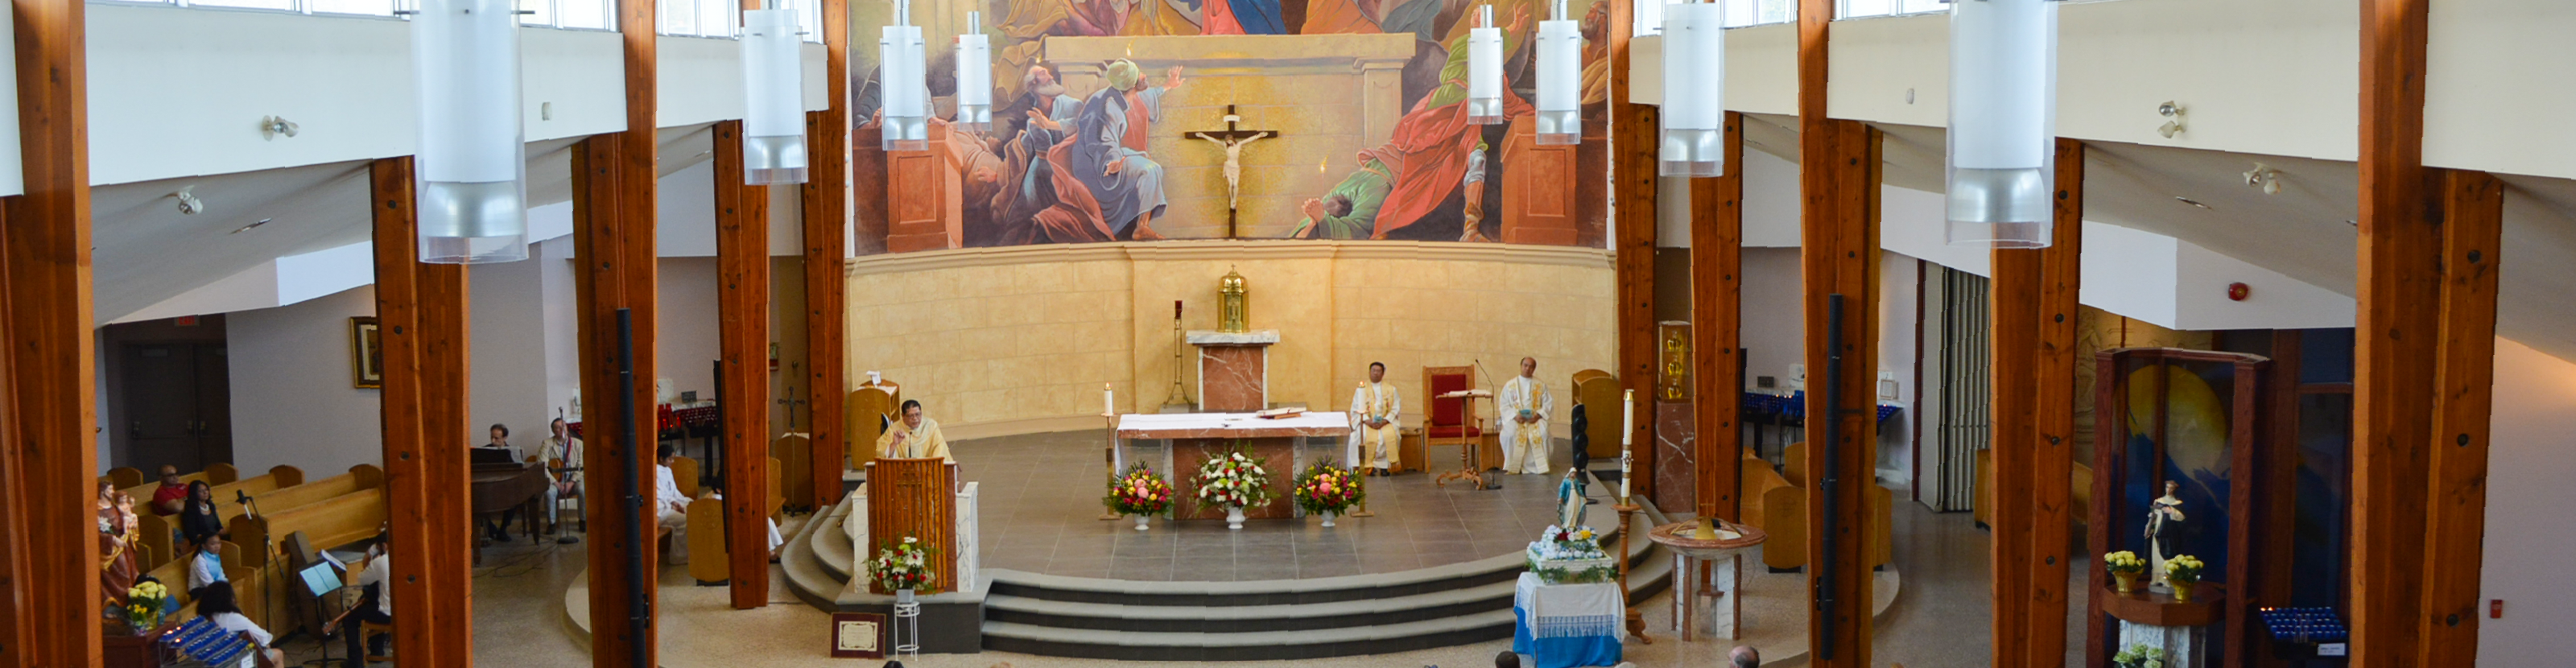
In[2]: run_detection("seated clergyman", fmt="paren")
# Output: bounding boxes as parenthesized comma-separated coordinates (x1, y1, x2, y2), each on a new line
(876, 399, 952, 462)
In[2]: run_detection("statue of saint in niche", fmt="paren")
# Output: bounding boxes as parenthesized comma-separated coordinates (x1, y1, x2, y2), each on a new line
(2144, 479, 2187, 590)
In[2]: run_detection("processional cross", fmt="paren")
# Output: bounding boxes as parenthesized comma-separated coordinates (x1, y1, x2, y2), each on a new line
(1183, 105, 1281, 238)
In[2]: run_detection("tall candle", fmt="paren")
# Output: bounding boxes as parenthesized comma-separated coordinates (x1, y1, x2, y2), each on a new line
(1620, 389, 1634, 501)
(1104, 383, 1116, 415)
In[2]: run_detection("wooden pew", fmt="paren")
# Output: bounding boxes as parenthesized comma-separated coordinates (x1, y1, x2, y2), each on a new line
(114, 463, 240, 505)
(142, 541, 270, 631)
(136, 464, 307, 570)
(228, 489, 390, 571)
(249, 464, 386, 516)
(104, 467, 145, 490)
(687, 493, 729, 584)
(673, 456, 703, 497)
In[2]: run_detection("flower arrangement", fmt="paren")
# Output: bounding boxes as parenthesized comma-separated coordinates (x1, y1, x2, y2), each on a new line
(1192, 443, 1273, 509)
(123, 579, 169, 633)
(2163, 555, 2205, 584)
(1292, 461, 1364, 517)
(867, 535, 939, 594)
(2112, 644, 2166, 668)
(2103, 550, 2146, 575)
(1526, 525, 1617, 584)
(1103, 464, 1175, 517)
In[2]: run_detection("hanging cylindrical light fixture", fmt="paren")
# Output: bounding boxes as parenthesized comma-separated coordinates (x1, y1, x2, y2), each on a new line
(1534, 0, 1582, 145)
(1946, 0, 2058, 247)
(411, 0, 527, 263)
(1658, 0, 1723, 177)
(1466, 6, 1504, 126)
(879, 0, 929, 151)
(955, 11, 992, 134)
(741, 2, 809, 184)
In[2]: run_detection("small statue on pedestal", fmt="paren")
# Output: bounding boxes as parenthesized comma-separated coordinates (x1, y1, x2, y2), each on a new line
(2144, 480, 2187, 590)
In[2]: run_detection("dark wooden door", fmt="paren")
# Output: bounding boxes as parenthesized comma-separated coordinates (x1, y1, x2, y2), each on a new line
(120, 343, 233, 472)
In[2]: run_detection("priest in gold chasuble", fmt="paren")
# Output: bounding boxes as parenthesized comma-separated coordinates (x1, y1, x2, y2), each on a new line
(1498, 357, 1554, 475)
(876, 399, 954, 463)
(1348, 361, 1403, 475)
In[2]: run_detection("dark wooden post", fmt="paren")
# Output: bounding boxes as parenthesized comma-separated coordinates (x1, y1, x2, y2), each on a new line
(1691, 112, 1745, 522)
(573, 0, 661, 658)
(1990, 138, 2085, 667)
(803, 0, 852, 511)
(714, 119, 776, 608)
(1798, 0, 1880, 663)
(1608, 0, 1657, 503)
(369, 157, 444, 668)
(2413, 170, 2503, 666)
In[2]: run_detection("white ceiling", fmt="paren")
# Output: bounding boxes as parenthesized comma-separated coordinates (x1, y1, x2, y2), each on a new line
(94, 128, 719, 324)
(1737, 113, 2576, 363)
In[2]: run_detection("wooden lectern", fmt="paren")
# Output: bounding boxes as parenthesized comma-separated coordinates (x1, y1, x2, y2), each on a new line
(863, 457, 958, 595)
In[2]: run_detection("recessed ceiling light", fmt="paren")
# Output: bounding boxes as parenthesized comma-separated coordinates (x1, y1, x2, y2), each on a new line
(231, 218, 271, 234)
(2174, 196, 2211, 209)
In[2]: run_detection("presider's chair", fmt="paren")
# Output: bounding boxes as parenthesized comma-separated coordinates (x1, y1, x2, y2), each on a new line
(1423, 365, 1488, 489)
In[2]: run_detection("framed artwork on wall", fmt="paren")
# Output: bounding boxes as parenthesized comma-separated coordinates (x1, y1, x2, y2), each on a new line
(349, 316, 383, 389)
(830, 612, 886, 658)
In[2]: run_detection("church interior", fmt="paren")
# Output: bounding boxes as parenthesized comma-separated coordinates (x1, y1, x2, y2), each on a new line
(14, 0, 2576, 666)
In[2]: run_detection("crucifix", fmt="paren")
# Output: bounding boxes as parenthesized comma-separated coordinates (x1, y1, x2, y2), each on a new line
(1183, 105, 1281, 238)
(775, 361, 811, 434)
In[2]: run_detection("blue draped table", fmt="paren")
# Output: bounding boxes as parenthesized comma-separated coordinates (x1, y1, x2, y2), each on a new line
(1511, 572, 1623, 668)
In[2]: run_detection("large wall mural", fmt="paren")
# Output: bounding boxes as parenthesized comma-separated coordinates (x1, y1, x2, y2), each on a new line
(851, 0, 1614, 249)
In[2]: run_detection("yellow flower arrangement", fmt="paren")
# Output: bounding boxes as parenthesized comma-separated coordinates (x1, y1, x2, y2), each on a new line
(2163, 555, 2205, 583)
(2103, 550, 2146, 575)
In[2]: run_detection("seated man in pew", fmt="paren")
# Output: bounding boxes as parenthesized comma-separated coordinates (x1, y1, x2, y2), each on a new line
(874, 400, 952, 462)
(323, 531, 393, 666)
(151, 465, 190, 516)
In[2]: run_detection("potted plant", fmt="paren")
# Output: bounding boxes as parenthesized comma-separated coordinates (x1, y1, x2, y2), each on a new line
(867, 535, 939, 601)
(2112, 644, 2166, 668)
(1292, 461, 1364, 527)
(2103, 550, 2146, 595)
(1104, 464, 1175, 531)
(1192, 443, 1273, 530)
(2163, 554, 2205, 603)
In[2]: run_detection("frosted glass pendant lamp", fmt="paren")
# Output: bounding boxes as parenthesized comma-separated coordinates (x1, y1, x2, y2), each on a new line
(879, 0, 929, 151)
(1467, 6, 1503, 125)
(1659, 0, 1724, 177)
(1534, 0, 1582, 145)
(741, 2, 809, 184)
(411, 0, 527, 263)
(955, 11, 993, 134)
(1946, 0, 2058, 247)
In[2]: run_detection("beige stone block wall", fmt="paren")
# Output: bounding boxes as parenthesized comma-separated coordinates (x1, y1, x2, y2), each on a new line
(842, 241, 1615, 438)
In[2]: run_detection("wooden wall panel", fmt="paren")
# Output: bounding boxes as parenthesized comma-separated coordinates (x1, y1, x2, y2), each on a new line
(1690, 112, 1744, 522)
(368, 157, 443, 668)
(1499, 115, 1579, 246)
(1, 0, 97, 661)
(884, 124, 963, 253)
(713, 120, 775, 608)
(862, 459, 957, 594)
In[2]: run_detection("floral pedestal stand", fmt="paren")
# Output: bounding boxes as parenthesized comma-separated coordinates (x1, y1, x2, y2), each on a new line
(893, 589, 923, 663)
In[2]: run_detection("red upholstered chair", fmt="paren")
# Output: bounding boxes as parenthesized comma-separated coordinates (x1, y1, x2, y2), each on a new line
(1422, 365, 1487, 487)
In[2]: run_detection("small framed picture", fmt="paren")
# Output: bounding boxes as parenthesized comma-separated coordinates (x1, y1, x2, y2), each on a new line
(830, 612, 886, 659)
(349, 316, 383, 390)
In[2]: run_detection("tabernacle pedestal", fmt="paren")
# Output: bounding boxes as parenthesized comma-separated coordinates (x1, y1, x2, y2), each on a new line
(1187, 329, 1279, 412)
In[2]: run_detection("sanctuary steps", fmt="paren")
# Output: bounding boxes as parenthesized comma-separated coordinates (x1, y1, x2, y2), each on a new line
(778, 493, 1672, 661)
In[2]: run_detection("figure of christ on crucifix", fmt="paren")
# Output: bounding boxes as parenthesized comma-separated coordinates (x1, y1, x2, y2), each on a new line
(1183, 105, 1281, 238)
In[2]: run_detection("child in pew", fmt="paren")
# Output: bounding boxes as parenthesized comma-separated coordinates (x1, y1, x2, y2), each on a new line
(196, 581, 287, 668)
(187, 536, 229, 599)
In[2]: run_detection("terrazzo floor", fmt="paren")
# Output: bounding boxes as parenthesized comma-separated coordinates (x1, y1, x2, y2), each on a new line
(230, 432, 2091, 667)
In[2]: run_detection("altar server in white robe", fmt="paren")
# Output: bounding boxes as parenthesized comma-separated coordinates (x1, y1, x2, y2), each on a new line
(1348, 361, 1402, 475)
(654, 443, 692, 563)
(1497, 357, 1555, 475)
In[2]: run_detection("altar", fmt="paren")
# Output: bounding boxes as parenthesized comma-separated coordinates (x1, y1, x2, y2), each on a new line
(1116, 411, 1349, 521)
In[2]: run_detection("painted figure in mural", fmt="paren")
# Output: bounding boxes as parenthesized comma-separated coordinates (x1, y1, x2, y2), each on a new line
(2145, 479, 2188, 588)
(1122, 0, 1206, 35)
(1459, 139, 1489, 241)
(1299, 0, 1385, 35)
(992, 104, 1115, 245)
(1315, 4, 1529, 241)
(996, 65, 1084, 146)
(1291, 148, 1400, 239)
(1203, 0, 1285, 35)
(1068, 60, 1184, 240)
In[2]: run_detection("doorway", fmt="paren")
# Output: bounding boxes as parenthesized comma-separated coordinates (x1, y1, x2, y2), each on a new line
(104, 316, 233, 472)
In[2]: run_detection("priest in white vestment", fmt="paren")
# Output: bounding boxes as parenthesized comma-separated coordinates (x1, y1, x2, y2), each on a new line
(877, 400, 954, 462)
(1497, 357, 1555, 475)
(654, 443, 692, 563)
(1347, 361, 1402, 475)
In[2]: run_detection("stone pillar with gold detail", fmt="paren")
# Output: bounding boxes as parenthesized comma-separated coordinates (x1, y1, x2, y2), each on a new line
(1193, 267, 1272, 411)
(1653, 321, 1697, 513)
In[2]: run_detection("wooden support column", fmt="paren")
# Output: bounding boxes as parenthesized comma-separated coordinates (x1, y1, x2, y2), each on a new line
(714, 119, 775, 607)
(1798, 0, 1879, 664)
(2415, 170, 2502, 666)
(0, 0, 97, 661)
(1991, 138, 2085, 668)
(575, 0, 660, 658)
(1690, 111, 1745, 522)
(803, 0, 852, 509)
(2350, 0, 2441, 665)
(1608, 0, 1657, 501)
(369, 157, 444, 668)
(419, 258, 473, 656)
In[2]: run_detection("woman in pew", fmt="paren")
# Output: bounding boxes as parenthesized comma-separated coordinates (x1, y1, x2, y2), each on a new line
(187, 535, 229, 598)
(177, 480, 225, 550)
(196, 581, 287, 668)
